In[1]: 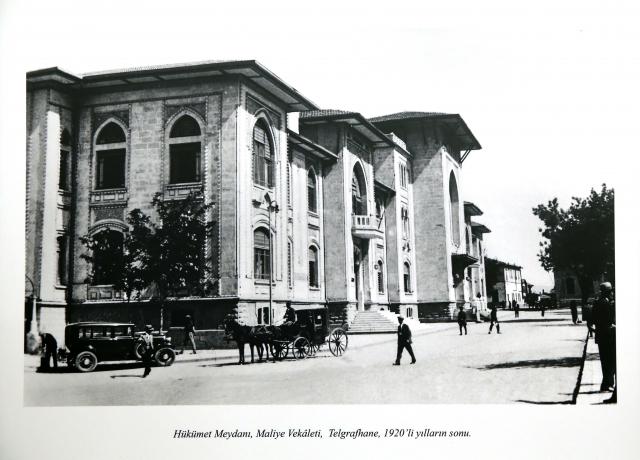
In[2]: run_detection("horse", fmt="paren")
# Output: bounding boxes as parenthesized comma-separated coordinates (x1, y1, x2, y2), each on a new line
(223, 316, 272, 364)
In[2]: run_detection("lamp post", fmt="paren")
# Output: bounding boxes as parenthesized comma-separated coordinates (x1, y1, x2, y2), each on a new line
(25, 275, 40, 353)
(265, 194, 279, 325)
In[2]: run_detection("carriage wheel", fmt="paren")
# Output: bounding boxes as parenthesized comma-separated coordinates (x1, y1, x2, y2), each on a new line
(292, 337, 311, 360)
(271, 342, 288, 361)
(328, 328, 348, 356)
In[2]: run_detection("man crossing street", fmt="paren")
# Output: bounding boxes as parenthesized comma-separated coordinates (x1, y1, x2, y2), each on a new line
(393, 316, 416, 365)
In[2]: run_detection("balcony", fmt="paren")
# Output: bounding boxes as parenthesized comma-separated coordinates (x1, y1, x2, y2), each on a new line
(351, 214, 384, 239)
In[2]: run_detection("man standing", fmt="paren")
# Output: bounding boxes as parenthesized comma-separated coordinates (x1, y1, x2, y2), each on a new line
(488, 304, 501, 334)
(570, 300, 579, 324)
(457, 306, 467, 335)
(181, 315, 197, 355)
(514, 303, 520, 318)
(393, 316, 416, 365)
(592, 282, 616, 394)
(39, 332, 58, 371)
(140, 325, 155, 378)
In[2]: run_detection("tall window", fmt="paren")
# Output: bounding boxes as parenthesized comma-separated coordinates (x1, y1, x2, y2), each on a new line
(257, 306, 271, 325)
(401, 207, 410, 239)
(399, 163, 408, 188)
(403, 262, 411, 293)
(307, 169, 317, 213)
(351, 164, 367, 215)
(91, 229, 124, 285)
(254, 228, 270, 280)
(377, 260, 385, 294)
(59, 129, 71, 191)
(57, 234, 68, 285)
(308, 246, 319, 288)
(253, 121, 274, 188)
(95, 122, 126, 190)
(169, 115, 202, 184)
(449, 171, 460, 245)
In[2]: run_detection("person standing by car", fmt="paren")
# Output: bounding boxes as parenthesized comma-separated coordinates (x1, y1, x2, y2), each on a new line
(181, 315, 197, 355)
(140, 325, 155, 378)
(393, 316, 416, 365)
(38, 332, 58, 371)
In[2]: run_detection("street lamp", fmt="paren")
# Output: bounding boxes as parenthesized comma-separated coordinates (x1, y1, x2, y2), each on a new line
(265, 194, 279, 325)
(25, 275, 40, 353)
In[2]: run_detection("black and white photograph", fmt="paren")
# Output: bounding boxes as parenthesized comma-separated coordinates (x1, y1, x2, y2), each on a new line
(1, 0, 639, 458)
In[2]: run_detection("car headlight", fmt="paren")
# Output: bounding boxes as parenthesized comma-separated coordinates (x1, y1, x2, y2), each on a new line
(165, 337, 171, 343)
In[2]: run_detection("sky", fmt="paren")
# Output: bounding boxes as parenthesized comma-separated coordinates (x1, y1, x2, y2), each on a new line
(1, 0, 637, 291)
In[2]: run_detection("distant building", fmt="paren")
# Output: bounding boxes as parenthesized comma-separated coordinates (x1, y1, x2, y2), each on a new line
(553, 269, 605, 306)
(485, 258, 523, 307)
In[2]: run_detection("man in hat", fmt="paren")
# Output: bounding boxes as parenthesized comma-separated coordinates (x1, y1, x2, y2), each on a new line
(592, 282, 616, 394)
(140, 325, 155, 378)
(181, 315, 197, 355)
(393, 316, 416, 365)
(488, 304, 501, 334)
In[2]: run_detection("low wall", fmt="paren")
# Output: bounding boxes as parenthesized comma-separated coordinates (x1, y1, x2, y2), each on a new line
(167, 328, 236, 350)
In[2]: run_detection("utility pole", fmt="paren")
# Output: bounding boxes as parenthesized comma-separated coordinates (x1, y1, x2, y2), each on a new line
(266, 194, 279, 325)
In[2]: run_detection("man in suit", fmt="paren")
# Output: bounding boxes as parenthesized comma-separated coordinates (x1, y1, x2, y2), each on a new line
(39, 332, 58, 371)
(393, 316, 416, 365)
(181, 315, 197, 355)
(140, 325, 155, 378)
(457, 306, 468, 335)
(592, 282, 616, 394)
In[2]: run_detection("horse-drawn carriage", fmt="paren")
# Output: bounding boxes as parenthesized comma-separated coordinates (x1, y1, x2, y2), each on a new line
(224, 305, 348, 364)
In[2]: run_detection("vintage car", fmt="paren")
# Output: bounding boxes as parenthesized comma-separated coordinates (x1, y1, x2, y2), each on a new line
(62, 322, 175, 372)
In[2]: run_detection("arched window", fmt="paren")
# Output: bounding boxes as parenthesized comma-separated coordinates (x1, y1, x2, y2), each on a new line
(351, 163, 367, 215)
(377, 260, 385, 294)
(254, 228, 271, 280)
(403, 262, 411, 293)
(91, 229, 124, 285)
(307, 169, 317, 213)
(59, 129, 71, 191)
(308, 246, 319, 288)
(449, 171, 460, 245)
(95, 122, 126, 190)
(401, 207, 410, 239)
(168, 114, 202, 184)
(253, 120, 274, 188)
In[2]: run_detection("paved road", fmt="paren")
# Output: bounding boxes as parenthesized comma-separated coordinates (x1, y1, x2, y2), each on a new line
(24, 309, 588, 405)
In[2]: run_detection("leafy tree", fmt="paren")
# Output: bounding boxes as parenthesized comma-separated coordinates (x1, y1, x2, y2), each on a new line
(82, 192, 214, 326)
(533, 184, 614, 302)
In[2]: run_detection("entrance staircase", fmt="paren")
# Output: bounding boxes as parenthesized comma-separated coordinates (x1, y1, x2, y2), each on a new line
(348, 311, 397, 334)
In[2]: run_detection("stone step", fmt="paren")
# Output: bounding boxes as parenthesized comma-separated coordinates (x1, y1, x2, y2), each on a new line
(348, 311, 398, 335)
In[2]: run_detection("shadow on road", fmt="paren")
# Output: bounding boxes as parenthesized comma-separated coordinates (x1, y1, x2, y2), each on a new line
(476, 356, 582, 370)
(110, 374, 145, 379)
(499, 318, 566, 324)
(515, 399, 572, 405)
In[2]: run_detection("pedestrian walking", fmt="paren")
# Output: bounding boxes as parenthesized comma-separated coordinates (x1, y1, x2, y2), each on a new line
(457, 306, 467, 335)
(181, 314, 197, 355)
(570, 300, 579, 324)
(39, 332, 58, 371)
(592, 282, 616, 393)
(393, 316, 416, 365)
(514, 303, 520, 318)
(488, 304, 501, 334)
(583, 302, 594, 337)
(140, 325, 155, 378)
(540, 303, 546, 317)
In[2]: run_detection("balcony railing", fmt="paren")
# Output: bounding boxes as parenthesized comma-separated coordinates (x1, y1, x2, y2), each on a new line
(351, 214, 384, 239)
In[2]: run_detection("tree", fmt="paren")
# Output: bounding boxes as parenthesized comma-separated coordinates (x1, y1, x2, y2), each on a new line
(532, 184, 614, 303)
(82, 192, 214, 326)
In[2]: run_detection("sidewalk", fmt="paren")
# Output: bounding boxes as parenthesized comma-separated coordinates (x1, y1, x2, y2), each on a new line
(575, 333, 615, 405)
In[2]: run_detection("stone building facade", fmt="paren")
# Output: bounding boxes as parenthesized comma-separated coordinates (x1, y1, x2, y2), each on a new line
(26, 60, 484, 344)
(485, 257, 524, 307)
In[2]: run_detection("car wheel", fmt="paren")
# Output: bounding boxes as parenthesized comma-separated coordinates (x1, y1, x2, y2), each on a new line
(154, 348, 176, 366)
(134, 341, 146, 360)
(75, 351, 98, 372)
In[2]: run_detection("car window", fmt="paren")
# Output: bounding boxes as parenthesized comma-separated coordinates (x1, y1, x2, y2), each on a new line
(92, 327, 106, 338)
(114, 326, 131, 337)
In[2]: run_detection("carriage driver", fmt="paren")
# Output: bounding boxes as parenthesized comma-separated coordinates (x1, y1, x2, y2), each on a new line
(283, 301, 297, 325)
